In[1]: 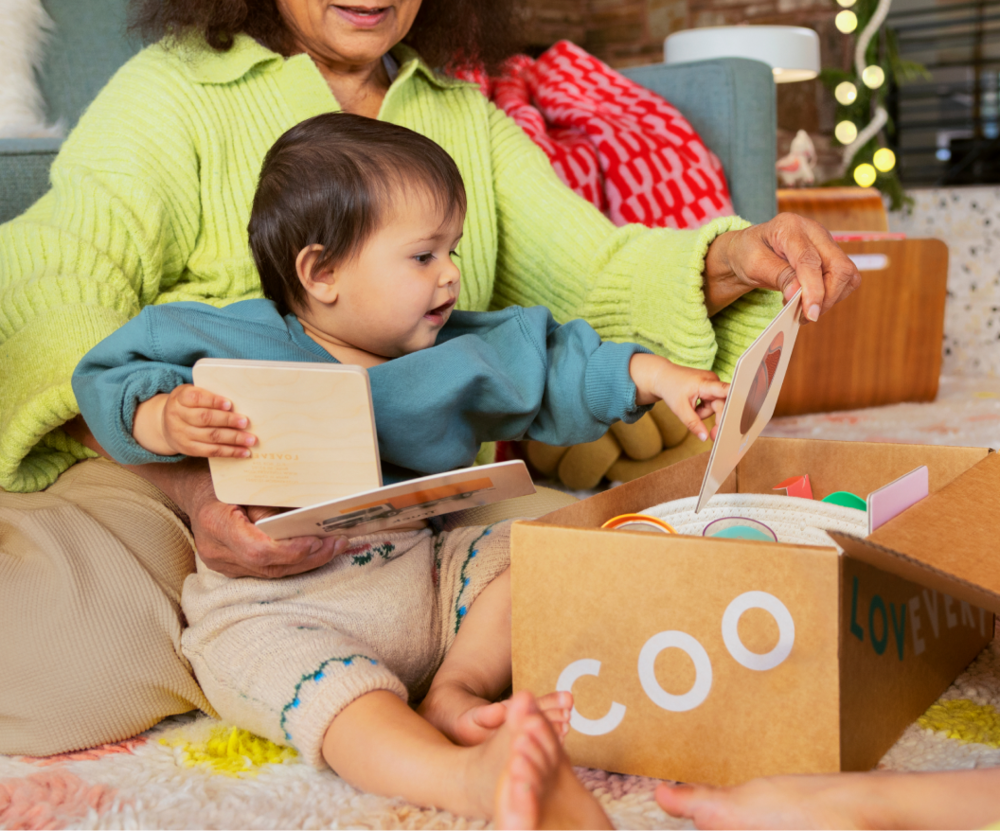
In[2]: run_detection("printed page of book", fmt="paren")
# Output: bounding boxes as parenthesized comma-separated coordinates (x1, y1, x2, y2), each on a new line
(256, 460, 536, 539)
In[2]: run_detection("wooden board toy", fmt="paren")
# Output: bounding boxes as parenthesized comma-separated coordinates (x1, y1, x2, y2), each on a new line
(191, 359, 381, 508)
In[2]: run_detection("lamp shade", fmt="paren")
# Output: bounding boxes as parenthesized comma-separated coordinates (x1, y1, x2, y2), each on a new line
(664, 26, 821, 83)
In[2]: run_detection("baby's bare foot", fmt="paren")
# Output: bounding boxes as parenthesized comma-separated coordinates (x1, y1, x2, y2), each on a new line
(419, 685, 573, 747)
(495, 692, 612, 830)
(458, 691, 543, 819)
(418, 683, 506, 746)
(534, 691, 572, 742)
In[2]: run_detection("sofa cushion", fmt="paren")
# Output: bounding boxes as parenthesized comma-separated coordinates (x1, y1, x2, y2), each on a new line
(39, 0, 141, 131)
(0, 138, 60, 224)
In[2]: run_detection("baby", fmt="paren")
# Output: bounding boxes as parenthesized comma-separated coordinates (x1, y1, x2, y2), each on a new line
(72, 113, 728, 828)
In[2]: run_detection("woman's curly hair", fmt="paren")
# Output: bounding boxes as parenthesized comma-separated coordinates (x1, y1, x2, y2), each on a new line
(128, 0, 525, 74)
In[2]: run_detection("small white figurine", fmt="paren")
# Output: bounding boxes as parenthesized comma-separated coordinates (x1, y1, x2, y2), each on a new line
(776, 129, 817, 187)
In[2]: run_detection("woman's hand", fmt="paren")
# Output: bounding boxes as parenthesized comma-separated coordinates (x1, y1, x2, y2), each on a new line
(654, 774, 884, 830)
(178, 467, 350, 578)
(655, 768, 1000, 831)
(703, 213, 861, 321)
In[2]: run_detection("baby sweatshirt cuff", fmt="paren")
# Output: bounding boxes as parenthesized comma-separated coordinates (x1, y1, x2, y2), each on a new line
(99, 374, 188, 466)
(283, 657, 408, 769)
(584, 341, 653, 426)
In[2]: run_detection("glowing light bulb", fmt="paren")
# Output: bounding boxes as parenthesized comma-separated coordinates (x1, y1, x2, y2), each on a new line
(837, 0, 856, 6)
(853, 163, 877, 187)
(862, 65, 885, 89)
(835, 81, 858, 105)
(836, 10, 858, 33)
(835, 121, 859, 144)
(873, 148, 896, 172)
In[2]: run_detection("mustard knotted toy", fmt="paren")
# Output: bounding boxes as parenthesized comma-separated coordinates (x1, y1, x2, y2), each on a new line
(522, 401, 716, 490)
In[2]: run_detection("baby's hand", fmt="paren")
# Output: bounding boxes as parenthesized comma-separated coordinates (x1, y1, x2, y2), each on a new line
(630, 354, 729, 442)
(133, 385, 257, 458)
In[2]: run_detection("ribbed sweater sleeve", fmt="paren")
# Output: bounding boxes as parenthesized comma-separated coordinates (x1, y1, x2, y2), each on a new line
(484, 102, 782, 381)
(0, 56, 201, 491)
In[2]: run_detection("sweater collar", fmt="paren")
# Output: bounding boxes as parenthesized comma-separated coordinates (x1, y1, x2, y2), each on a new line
(174, 33, 468, 90)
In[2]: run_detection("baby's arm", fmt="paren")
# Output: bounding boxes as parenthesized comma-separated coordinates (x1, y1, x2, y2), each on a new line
(133, 385, 257, 458)
(629, 354, 729, 442)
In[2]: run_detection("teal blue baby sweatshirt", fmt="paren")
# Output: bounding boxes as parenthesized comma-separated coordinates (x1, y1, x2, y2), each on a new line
(72, 299, 652, 480)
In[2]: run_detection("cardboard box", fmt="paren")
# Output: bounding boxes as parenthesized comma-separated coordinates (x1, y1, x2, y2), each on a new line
(511, 437, 997, 786)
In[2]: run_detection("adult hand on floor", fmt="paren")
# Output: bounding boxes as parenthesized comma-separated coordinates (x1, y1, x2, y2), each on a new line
(655, 774, 881, 830)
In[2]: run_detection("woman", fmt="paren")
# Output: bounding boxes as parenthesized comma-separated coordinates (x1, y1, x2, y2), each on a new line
(0, 0, 859, 774)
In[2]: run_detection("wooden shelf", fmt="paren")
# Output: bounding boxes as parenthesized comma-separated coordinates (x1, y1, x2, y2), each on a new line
(775, 238, 948, 416)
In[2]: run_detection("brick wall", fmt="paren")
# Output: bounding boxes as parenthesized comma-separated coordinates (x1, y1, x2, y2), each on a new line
(520, 0, 854, 154)
(521, 0, 687, 67)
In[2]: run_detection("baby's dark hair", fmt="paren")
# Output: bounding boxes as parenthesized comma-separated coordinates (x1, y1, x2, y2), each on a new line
(248, 112, 467, 316)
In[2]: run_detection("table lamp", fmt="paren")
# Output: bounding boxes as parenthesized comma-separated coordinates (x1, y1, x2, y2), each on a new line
(664, 25, 820, 83)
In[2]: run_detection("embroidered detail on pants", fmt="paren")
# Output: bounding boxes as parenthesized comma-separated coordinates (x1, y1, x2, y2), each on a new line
(350, 542, 396, 566)
(453, 524, 497, 634)
(279, 654, 378, 741)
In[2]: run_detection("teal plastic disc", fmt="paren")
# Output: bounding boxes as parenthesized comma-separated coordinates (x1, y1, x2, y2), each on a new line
(703, 517, 778, 542)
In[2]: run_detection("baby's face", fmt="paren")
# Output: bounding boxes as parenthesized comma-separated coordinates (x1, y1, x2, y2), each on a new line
(328, 192, 463, 359)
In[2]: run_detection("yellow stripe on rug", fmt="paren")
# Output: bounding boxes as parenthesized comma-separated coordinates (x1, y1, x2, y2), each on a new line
(919, 699, 1000, 748)
(161, 725, 297, 776)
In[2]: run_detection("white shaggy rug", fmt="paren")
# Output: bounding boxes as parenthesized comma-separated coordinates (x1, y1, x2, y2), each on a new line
(0, 629, 998, 830)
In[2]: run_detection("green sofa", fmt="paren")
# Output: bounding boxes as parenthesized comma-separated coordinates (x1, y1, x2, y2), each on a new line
(0, 0, 778, 226)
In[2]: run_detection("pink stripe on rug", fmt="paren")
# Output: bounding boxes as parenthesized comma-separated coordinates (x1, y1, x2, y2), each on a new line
(0, 770, 119, 830)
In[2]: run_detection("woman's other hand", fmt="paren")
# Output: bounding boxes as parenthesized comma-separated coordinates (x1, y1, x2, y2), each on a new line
(654, 774, 881, 830)
(703, 213, 862, 322)
(178, 467, 350, 578)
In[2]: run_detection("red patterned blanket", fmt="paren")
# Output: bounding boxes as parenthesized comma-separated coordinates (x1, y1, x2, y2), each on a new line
(454, 40, 733, 230)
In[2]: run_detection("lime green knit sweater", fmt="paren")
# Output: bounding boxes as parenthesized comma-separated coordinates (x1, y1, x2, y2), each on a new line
(0, 35, 780, 493)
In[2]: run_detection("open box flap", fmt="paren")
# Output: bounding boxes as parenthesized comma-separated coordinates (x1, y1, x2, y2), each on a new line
(828, 452, 1000, 616)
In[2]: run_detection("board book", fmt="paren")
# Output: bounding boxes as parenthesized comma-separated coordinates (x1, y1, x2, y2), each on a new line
(191, 358, 535, 539)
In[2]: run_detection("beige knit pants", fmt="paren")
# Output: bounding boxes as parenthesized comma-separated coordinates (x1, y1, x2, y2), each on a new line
(0, 458, 575, 757)
(182, 522, 513, 768)
(0, 458, 212, 756)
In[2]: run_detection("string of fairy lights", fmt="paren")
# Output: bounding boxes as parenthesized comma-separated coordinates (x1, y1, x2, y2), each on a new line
(832, 0, 897, 187)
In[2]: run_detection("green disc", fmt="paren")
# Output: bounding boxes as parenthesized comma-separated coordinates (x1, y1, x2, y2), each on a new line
(821, 491, 866, 511)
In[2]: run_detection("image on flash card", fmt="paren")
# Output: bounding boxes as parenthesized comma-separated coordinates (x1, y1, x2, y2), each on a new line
(696, 290, 803, 513)
(257, 460, 536, 540)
